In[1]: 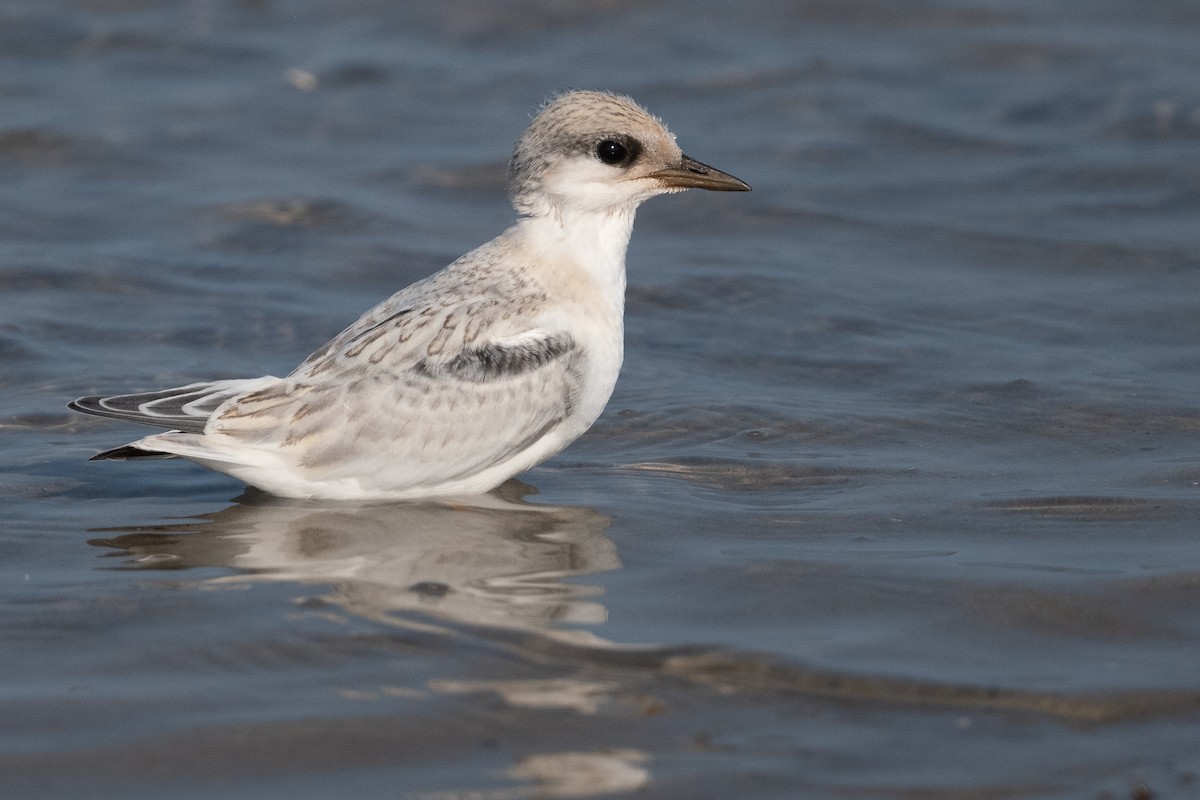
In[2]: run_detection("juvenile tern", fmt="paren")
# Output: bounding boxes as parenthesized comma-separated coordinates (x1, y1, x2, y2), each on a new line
(70, 90, 750, 500)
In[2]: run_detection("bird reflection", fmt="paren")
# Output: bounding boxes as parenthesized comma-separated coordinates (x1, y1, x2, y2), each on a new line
(88, 481, 618, 634)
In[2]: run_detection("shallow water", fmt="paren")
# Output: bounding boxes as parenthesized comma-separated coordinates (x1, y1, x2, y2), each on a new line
(3, 0, 1200, 797)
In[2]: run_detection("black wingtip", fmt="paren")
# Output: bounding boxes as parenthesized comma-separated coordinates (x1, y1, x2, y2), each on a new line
(89, 445, 177, 461)
(66, 386, 216, 433)
(68, 397, 96, 414)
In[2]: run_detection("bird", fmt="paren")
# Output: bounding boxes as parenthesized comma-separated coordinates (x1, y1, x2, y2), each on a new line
(69, 90, 750, 501)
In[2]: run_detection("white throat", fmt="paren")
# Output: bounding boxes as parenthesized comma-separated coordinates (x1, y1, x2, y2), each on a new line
(518, 203, 637, 310)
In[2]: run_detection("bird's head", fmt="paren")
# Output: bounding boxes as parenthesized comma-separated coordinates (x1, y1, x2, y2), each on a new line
(507, 90, 749, 219)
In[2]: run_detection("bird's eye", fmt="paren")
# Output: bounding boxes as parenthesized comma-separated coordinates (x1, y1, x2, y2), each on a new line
(596, 139, 630, 165)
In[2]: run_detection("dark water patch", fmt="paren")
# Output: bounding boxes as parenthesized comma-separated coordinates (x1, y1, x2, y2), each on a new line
(191, 231, 340, 261)
(0, 331, 38, 362)
(665, 60, 858, 93)
(0, 412, 85, 433)
(861, 115, 1029, 157)
(709, 352, 894, 388)
(68, 23, 175, 58)
(901, 384, 1200, 452)
(573, 390, 1198, 478)
(1104, 99, 1200, 142)
(943, 38, 1097, 71)
(903, 221, 1200, 274)
(661, 650, 1200, 724)
(588, 405, 909, 450)
(0, 128, 150, 177)
(1140, 461, 1200, 493)
(963, 585, 1176, 641)
(309, 610, 1200, 727)
(53, 466, 242, 504)
(0, 203, 112, 243)
(0, 693, 655, 800)
(71, 26, 268, 73)
(135, 627, 450, 675)
(202, 196, 386, 231)
(24, 316, 291, 352)
(387, 162, 510, 193)
(1037, 403, 1200, 439)
(983, 496, 1167, 521)
(310, 62, 393, 88)
(998, 87, 1121, 128)
(1060, 186, 1200, 218)
(435, 616, 1200, 725)
(0, 266, 90, 292)
(1096, 572, 1200, 626)
(1014, 158, 1200, 195)
(0, 264, 183, 295)
(0, 129, 93, 168)
(0, 475, 83, 499)
(613, 456, 870, 492)
(626, 274, 796, 314)
(406, 0, 654, 44)
(901, 382, 1200, 445)
(957, 377, 1041, 401)
(965, 568, 1200, 646)
(0, 10, 87, 59)
(320, 244, 453, 289)
(692, 201, 1200, 273)
(750, 0, 1019, 28)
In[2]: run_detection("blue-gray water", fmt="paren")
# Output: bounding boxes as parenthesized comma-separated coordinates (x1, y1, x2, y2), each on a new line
(3, 1, 1200, 798)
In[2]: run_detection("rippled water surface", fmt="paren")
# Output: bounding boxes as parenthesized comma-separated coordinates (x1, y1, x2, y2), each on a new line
(3, 1, 1200, 798)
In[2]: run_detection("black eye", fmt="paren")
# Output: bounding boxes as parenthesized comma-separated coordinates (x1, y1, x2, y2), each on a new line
(596, 139, 629, 165)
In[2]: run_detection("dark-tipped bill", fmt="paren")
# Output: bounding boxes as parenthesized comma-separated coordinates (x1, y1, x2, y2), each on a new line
(649, 154, 751, 192)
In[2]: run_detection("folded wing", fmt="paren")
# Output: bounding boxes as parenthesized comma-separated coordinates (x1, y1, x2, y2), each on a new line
(210, 330, 581, 490)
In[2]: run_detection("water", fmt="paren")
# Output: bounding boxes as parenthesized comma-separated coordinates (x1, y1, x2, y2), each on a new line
(3, 1, 1200, 797)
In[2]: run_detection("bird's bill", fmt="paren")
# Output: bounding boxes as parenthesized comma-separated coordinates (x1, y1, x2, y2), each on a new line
(648, 155, 751, 192)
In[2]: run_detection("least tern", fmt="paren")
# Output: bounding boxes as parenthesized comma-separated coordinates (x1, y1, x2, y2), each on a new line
(70, 90, 750, 500)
